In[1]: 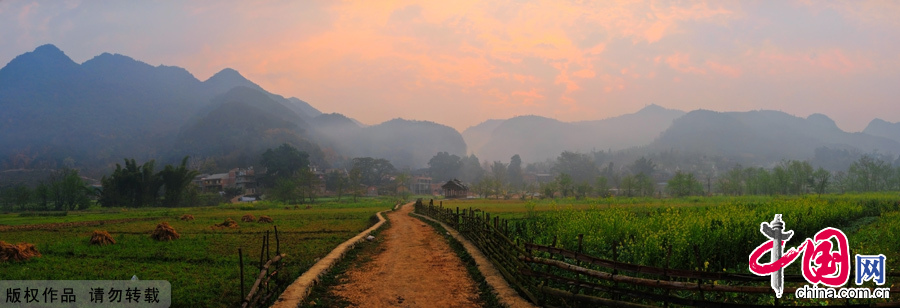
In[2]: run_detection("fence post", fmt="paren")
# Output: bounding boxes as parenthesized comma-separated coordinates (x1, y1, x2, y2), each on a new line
(259, 234, 266, 270)
(266, 230, 270, 262)
(274, 226, 280, 255)
(693, 244, 704, 301)
(577, 234, 584, 253)
(239, 248, 245, 305)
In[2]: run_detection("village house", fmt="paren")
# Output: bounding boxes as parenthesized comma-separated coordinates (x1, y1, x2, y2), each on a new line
(196, 167, 258, 194)
(409, 176, 432, 195)
(441, 179, 469, 199)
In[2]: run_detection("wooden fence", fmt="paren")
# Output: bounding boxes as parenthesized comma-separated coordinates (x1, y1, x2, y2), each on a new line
(239, 226, 286, 308)
(414, 201, 900, 307)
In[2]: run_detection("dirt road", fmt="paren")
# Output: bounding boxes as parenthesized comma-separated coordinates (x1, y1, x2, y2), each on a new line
(331, 203, 482, 307)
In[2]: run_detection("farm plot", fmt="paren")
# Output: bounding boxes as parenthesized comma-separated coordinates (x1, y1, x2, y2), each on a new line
(432, 194, 900, 306)
(0, 200, 392, 308)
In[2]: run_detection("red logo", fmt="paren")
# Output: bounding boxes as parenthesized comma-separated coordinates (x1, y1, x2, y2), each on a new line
(749, 215, 851, 297)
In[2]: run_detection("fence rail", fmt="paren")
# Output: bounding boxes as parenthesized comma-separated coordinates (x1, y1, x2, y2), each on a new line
(414, 200, 900, 307)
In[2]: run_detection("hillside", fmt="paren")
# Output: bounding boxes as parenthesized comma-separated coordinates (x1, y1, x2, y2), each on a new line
(0, 45, 323, 171)
(863, 118, 900, 143)
(652, 110, 900, 165)
(465, 105, 685, 162)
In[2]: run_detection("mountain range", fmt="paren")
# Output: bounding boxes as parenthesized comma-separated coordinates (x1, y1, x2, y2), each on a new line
(1, 44, 899, 175)
(0, 45, 464, 173)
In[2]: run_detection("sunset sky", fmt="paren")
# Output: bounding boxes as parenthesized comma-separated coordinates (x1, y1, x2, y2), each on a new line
(2, 1, 900, 132)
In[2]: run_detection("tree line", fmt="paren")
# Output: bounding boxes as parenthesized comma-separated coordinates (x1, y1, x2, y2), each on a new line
(425, 150, 900, 199)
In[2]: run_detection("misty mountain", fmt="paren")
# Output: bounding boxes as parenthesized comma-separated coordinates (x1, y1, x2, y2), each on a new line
(863, 119, 900, 143)
(0, 44, 323, 171)
(311, 116, 467, 169)
(652, 110, 900, 165)
(464, 105, 685, 162)
(173, 86, 324, 167)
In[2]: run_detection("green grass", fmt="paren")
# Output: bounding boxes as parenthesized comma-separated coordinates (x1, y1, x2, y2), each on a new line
(0, 199, 393, 308)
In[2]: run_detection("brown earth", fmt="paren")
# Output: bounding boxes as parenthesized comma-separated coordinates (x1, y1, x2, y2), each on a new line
(330, 203, 482, 308)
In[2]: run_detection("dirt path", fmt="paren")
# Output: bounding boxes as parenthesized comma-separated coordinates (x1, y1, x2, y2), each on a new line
(330, 203, 482, 308)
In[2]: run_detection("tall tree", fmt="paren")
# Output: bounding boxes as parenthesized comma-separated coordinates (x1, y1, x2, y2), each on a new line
(667, 171, 703, 197)
(158, 156, 199, 207)
(507, 154, 524, 189)
(260, 143, 310, 187)
(428, 152, 462, 182)
(460, 154, 485, 184)
(491, 161, 507, 199)
(555, 151, 598, 184)
(351, 157, 396, 187)
(325, 170, 348, 201)
(629, 157, 657, 178)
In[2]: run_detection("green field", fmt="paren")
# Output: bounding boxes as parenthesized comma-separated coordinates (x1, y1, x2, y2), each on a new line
(435, 194, 900, 276)
(0, 199, 393, 307)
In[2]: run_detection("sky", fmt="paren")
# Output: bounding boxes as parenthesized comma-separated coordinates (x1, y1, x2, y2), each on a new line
(2, 0, 900, 133)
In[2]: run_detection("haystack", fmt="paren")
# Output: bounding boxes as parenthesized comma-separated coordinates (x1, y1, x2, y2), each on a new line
(258, 216, 274, 223)
(180, 214, 194, 221)
(214, 218, 239, 229)
(90, 230, 116, 245)
(0, 241, 41, 262)
(151, 222, 180, 241)
(241, 214, 255, 222)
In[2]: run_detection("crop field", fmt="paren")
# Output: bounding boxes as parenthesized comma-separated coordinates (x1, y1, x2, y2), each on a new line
(0, 199, 393, 308)
(436, 194, 900, 276)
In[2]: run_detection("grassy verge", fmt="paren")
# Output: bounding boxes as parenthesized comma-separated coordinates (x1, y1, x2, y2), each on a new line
(299, 217, 391, 308)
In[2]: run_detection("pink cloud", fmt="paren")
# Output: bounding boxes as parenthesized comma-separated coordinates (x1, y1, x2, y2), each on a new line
(705, 61, 742, 78)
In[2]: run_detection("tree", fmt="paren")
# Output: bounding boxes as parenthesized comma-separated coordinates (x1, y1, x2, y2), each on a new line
(556, 173, 573, 198)
(507, 154, 524, 189)
(460, 154, 485, 184)
(847, 155, 892, 192)
(296, 168, 320, 203)
(717, 165, 744, 196)
(348, 167, 363, 202)
(811, 167, 831, 195)
(574, 182, 592, 200)
(630, 157, 657, 178)
(325, 170, 348, 201)
(555, 151, 598, 184)
(158, 156, 199, 207)
(261, 143, 310, 187)
(48, 169, 92, 210)
(393, 172, 411, 202)
(270, 177, 300, 204)
(351, 157, 396, 187)
(595, 176, 611, 197)
(491, 161, 508, 199)
(428, 152, 461, 182)
(540, 181, 558, 199)
(100, 159, 161, 208)
(635, 173, 655, 197)
(667, 171, 704, 197)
